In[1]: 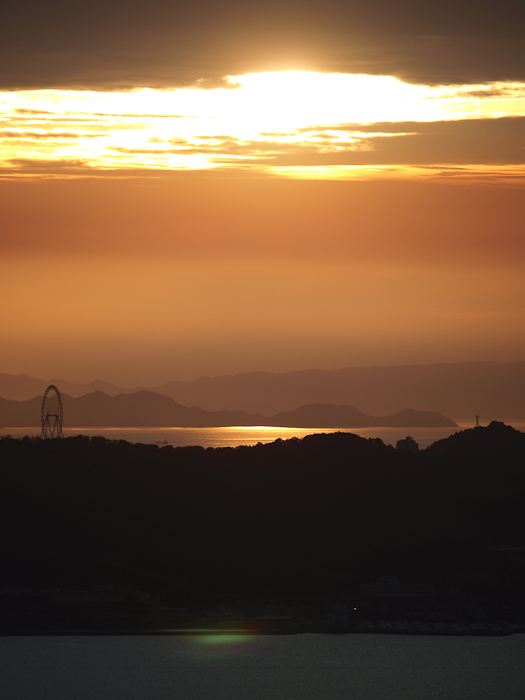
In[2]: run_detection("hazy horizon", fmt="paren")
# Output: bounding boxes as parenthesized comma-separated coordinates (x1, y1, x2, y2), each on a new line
(2, 358, 524, 390)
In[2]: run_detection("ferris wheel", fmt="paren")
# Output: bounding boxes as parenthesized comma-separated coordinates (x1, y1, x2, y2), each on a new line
(40, 384, 64, 439)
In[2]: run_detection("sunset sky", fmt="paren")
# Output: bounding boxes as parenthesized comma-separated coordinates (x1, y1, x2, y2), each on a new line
(1, 0, 524, 386)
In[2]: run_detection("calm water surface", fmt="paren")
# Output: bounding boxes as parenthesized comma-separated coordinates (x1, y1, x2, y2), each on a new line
(1, 633, 524, 700)
(5, 424, 522, 449)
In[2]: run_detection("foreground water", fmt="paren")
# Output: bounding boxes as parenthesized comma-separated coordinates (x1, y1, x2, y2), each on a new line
(1, 633, 524, 700)
(2, 423, 511, 449)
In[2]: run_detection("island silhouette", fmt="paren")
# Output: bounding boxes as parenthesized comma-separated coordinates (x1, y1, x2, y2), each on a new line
(0, 391, 456, 428)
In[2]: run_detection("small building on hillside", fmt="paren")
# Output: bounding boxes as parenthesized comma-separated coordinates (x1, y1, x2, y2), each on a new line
(396, 436, 419, 452)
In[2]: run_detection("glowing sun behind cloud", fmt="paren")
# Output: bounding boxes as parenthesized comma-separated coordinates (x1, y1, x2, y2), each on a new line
(1, 71, 525, 178)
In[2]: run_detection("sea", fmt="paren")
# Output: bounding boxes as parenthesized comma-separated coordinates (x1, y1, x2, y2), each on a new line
(4, 423, 524, 449)
(1, 633, 524, 700)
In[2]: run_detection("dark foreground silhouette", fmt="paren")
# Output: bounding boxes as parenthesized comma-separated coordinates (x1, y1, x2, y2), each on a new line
(1, 422, 524, 631)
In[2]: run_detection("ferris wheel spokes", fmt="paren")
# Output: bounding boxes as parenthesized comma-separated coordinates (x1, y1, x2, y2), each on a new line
(40, 384, 64, 439)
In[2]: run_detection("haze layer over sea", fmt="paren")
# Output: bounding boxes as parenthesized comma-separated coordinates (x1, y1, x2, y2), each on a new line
(0, 424, 498, 449)
(2, 633, 525, 700)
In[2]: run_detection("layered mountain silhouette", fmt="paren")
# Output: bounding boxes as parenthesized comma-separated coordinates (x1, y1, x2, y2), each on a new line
(0, 391, 264, 428)
(1, 361, 523, 419)
(0, 391, 456, 428)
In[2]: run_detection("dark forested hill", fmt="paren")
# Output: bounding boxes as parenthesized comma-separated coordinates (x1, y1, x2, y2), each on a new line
(0, 423, 524, 600)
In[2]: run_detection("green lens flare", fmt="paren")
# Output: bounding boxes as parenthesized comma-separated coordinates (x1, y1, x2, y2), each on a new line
(195, 634, 253, 645)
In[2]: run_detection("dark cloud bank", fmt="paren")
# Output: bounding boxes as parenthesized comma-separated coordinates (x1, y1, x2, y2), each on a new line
(2, 0, 525, 89)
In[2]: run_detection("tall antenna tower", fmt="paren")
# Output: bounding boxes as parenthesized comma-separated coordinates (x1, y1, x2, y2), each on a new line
(475, 408, 480, 427)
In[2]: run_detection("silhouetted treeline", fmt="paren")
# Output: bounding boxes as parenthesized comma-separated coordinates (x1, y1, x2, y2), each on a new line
(1, 423, 524, 602)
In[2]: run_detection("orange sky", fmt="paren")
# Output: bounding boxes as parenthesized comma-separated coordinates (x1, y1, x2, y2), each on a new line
(1, 173, 524, 385)
(1, 2, 524, 385)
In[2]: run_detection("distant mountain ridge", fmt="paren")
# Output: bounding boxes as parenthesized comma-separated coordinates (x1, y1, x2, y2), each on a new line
(0, 374, 139, 402)
(1, 361, 523, 419)
(148, 362, 524, 420)
(0, 391, 456, 429)
(0, 391, 264, 429)
(272, 404, 456, 428)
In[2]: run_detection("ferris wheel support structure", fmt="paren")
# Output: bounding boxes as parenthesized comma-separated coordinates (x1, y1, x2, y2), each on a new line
(40, 384, 64, 439)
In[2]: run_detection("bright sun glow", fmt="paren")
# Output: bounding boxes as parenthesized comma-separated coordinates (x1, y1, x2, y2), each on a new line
(1, 71, 525, 178)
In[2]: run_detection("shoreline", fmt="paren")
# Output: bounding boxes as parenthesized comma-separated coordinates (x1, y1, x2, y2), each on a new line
(2, 621, 523, 637)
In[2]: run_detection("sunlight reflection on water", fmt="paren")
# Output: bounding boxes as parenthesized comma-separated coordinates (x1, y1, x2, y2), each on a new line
(3, 423, 523, 449)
